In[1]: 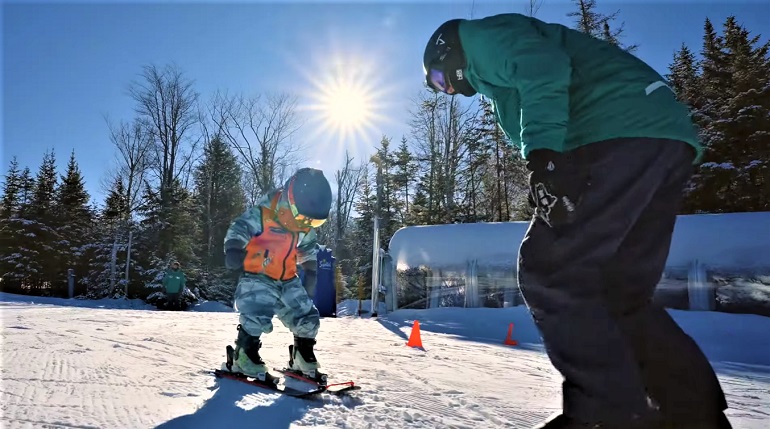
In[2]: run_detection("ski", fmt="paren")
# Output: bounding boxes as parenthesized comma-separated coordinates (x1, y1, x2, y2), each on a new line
(210, 368, 326, 398)
(212, 345, 359, 398)
(273, 367, 361, 396)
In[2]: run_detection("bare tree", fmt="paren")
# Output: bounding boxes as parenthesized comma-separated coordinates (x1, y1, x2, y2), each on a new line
(128, 64, 200, 199)
(525, 0, 544, 16)
(104, 118, 152, 217)
(334, 150, 365, 246)
(213, 92, 306, 197)
(410, 89, 481, 223)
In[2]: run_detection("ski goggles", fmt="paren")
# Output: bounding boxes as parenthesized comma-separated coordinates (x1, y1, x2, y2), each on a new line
(293, 209, 327, 229)
(426, 67, 453, 94)
(286, 178, 327, 229)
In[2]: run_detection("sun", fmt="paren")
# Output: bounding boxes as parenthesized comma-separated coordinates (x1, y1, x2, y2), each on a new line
(321, 80, 372, 134)
(293, 49, 397, 161)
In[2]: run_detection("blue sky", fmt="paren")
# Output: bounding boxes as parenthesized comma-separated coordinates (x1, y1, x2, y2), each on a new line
(3, 0, 769, 206)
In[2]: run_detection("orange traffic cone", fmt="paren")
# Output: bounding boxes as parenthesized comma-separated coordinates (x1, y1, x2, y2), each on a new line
(406, 320, 423, 348)
(504, 323, 518, 346)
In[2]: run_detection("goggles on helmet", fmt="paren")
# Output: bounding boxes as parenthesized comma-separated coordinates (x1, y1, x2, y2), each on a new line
(286, 177, 327, 229)
(426, 62, 457, 94)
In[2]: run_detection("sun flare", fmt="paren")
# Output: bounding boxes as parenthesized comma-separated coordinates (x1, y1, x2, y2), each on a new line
(321, 80, 372, 133)
(293, 49, 398, 163)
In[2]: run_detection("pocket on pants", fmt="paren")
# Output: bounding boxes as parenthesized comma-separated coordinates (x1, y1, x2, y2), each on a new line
(529, 165, 591, 230)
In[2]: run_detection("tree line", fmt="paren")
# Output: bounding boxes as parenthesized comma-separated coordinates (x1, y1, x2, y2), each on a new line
(1, 1, 767, 303)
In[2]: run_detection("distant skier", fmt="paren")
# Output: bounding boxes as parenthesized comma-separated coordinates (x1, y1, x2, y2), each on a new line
(223, 167, 332, 383)
(422, 13, 730, 429)
(162, 261, 186, 310)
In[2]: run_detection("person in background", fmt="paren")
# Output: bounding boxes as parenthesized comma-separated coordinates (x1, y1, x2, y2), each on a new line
(223, 167, 331, 384)
(422, 13, 730, 429)
(162, 261, 186, 310)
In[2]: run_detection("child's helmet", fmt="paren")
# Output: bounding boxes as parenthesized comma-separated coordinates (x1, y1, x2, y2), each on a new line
(284, 168, 332, 228)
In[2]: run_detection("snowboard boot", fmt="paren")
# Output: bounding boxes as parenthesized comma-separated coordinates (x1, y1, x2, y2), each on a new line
(288, 336, 327, 384)
(232, 324, 271, 382)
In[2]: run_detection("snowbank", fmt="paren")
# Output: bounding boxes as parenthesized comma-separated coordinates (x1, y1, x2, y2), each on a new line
(0, 291, 154, 310)
(0, 292, 236, 313)
(188, 300, 235, 313)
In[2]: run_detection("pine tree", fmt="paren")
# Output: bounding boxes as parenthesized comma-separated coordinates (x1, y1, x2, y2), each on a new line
(0, 162, 38, 292)
(194, 136, 245, 269)
(350, 167, 377, 264)
(2, 152, 58, 292)
(667, 44, 701, 107)
(0, 158, 24, 292)
(568, 0, 637, 51)
(17, 167, 35, 219)
(391, 137, 417, 224)
(54, 151, 95, 295)
(137, 179, 199, 269)
(716, 17, 770, 211)
(30, 150, 58, 223)
(103, 178, 129, 225)
(682, 17, 770, 213)
(1, 157, 21, 218)
(82, 177, 144, 300)
(371, 136, 403, 246)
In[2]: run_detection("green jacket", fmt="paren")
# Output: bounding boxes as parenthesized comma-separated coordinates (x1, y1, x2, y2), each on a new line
(457, 13, 702, 162)
(163, 269, 186, 294)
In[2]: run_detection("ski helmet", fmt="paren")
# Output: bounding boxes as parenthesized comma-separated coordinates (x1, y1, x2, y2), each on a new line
(423, 19, 477, 97)
(284, 167, 332, 228)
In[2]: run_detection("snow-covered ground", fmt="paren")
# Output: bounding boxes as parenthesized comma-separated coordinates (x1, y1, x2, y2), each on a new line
(1, 293, 769, 429)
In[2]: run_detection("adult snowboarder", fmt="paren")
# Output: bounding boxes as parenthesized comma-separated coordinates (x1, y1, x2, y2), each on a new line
(422, 13, 730, 429)
(162, 261, 186, 310)
(223, 167, 332, 384)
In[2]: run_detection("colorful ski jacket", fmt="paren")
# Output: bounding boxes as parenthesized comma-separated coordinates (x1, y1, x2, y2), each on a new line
(224, 189, 319, 281)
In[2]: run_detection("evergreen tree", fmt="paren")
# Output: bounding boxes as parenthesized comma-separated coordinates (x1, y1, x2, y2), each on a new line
(371, 136, 402, 245)
(667, 44, 702, 108)
(391, 137, 417, 224)
(30, 150, 58, 223)
(194, 136, 245, 269)
(137, 179, 199, 268)
(1, 157, 21, 218)
(103, 178, 129, 225)
(568, 0, 637, 51)
(0, 158, 25, 292)
(17, 167, 35, 219)
(351, 167, 376, 260)
(681, 17, 770, 213)
(54, 151, 95, 295)
(0, 163, 37, 291)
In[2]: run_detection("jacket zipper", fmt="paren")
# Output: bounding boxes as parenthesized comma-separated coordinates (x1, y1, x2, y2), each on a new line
(280, 232, 296, 280)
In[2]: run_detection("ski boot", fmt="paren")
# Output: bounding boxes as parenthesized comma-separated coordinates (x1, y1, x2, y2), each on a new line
(229, 324, 279, 385)
(287, 336, 327, 385)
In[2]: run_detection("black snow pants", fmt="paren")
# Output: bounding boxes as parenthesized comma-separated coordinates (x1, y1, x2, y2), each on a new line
(517, 138, 729, 427)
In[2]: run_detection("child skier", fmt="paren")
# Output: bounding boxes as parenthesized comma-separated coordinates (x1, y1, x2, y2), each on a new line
(223, 167, 332, 383)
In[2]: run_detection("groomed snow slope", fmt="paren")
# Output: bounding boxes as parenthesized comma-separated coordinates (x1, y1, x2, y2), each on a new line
(1, 293, 769, 429)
